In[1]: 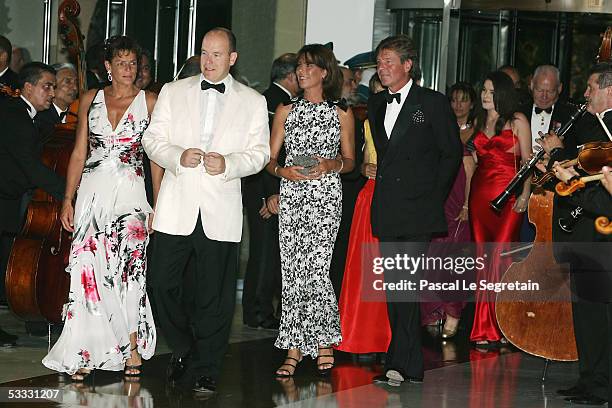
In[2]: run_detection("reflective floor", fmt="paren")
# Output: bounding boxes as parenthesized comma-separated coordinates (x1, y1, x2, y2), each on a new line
(0, 307, 582, 407)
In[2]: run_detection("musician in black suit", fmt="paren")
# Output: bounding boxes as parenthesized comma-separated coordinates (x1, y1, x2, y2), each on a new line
(0, 62, 66, 346)
(518, 65, 574, 241)
(0, 35, 19, 90)
(242, 53, 298, 329)
(35, 63, 78, 142)
(538, 62, 612, 406)
(368, 35, 461, 385)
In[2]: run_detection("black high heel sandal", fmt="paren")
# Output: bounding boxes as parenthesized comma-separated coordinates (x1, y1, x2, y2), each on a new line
(124, 345, 143, 378)
(275, 356, 302, 378)
(316, 346, 335, 377)
(71, 369, 92, 382)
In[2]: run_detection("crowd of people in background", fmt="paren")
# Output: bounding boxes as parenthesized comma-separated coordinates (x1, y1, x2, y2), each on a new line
(0, 25, 611, 403)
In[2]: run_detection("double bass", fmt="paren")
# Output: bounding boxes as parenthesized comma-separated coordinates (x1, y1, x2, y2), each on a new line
(495, 26, 612, 369)
(4, 0, 85, 324)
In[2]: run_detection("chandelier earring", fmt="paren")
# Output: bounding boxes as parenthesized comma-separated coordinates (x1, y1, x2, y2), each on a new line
(107, 71, 112, 82)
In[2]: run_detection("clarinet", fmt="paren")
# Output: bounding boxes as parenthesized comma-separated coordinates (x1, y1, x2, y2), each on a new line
(490, 103, 588, 212)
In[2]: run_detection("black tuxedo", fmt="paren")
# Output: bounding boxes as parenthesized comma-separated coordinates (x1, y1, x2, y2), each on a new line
(368, 84, 462, 238)
(367, 83, 461, 379)
(0, 97, 65, 232)
(549, 111, 612, 402)
(240, 83, 290, 326)
(519, 100, 574, 135)
(34, 105, 68, 143)
(0, 97, 65, 303)
(518, 100, 575, 242)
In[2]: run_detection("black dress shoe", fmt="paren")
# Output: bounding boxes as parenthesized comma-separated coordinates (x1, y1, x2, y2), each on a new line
(557, 385, 585, 397)
(166, 354, 189, 383)
(193, 376, 217, 393)
(0, 327, 17, 347)
(564, 394, 607, 405)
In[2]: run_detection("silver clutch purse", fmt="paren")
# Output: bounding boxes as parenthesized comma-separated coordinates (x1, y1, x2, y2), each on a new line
(292, 155, 319, 176)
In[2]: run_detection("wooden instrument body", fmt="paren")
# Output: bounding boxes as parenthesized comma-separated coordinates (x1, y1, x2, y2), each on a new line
(5, 129, 75, 323)
(496, 189, 577, 361)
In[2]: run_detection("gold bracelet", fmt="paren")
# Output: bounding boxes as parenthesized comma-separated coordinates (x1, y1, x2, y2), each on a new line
(274, 165, 280, 177)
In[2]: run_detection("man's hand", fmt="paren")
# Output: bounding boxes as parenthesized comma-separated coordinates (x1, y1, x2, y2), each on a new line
(204, 152, 226, 175)
(602, 166, 612, 196)
(180, 148, 205, 168)
(362, 163, 377, 179)
(536, 130, 563, 154)
(266, 194, 280, 215)
(552, 162, 580, 183)
(259, 198, 272, 219)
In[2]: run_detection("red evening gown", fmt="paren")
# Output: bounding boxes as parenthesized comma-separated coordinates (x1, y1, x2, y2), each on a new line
(469, 129, 524, 342)
(336, 179, 391, 353)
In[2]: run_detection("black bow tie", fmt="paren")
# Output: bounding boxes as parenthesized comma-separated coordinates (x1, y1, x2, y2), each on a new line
(385, 92, 401, 104)
(535, 106, 552, 114)
(59, 111, 67, 121)
(201, 80, 225, 93)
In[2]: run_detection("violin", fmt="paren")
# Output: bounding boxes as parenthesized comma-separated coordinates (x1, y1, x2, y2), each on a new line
(554, 141, 612, 195)
(5, 0, 85, 324)
(0, 82, 20, 97)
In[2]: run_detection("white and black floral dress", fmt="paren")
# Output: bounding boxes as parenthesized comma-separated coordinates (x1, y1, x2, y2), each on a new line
(43, 90, 156, 374)
(274, 97, 343, 358)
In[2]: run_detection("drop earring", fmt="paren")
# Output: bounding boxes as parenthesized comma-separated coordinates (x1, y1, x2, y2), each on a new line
(107, 71, 112, 82)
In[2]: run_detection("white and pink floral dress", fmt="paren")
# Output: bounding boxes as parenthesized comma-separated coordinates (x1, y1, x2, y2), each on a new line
(43, 89, 156, 375)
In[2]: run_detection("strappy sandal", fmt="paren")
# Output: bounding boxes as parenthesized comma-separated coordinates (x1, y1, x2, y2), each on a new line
(317, 346, 335, 377)
(71, 369, 92, 382)
(124, 345, 143, 378)
(275, 356, 301, 378)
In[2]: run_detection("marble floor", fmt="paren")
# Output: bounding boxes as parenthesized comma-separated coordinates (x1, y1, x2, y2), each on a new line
(0, 304, 584, 407)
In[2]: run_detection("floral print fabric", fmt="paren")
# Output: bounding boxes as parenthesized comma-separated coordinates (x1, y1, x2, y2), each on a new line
(274, 98, 343, 358)
(43, 90, 156, 374)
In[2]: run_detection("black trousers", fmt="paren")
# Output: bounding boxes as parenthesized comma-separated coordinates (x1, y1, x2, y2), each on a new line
(379, 233, 431, 379)
(570, 274, 609, 400)
(148, 217, 238, 380)
(242, 194, 280, 325)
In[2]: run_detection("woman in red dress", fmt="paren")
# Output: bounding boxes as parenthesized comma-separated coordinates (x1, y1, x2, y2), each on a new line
(420, 82, 477, 338)
(468, 71, 532, 347)
(336, 75, 391, 354)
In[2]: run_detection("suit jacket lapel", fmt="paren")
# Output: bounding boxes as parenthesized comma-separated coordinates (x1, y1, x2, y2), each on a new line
(383, 86, 419, 167)
(187, 76, 201, 145)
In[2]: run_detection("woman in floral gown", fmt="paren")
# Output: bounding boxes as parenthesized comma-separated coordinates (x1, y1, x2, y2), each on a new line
(43, 36, 158, 380)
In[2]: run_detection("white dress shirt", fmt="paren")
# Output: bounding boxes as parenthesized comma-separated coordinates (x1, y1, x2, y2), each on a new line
(53, 103, 68, 123)
(200, 73, 232, 152)
(384, 79, 413, 138)
(530, 104, 554, 152)
(20, 95, 37, 119)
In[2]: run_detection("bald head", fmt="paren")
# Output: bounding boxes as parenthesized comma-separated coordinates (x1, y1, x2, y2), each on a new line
(530, 65, 562, 109)
(200, 28, 238, 83)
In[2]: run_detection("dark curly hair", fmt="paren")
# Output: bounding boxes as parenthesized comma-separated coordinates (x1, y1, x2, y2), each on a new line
(296, 44, 343, 101)
(103, 35, 142, 65)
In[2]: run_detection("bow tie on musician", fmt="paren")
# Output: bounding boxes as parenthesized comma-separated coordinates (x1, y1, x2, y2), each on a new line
(535, 106, 553, 114)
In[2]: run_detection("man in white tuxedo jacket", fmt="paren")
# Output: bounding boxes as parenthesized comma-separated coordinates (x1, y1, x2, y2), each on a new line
(142, 28, 269, 393)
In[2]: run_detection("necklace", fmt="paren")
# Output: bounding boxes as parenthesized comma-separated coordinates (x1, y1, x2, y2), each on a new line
(459, 122, 471, 131)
